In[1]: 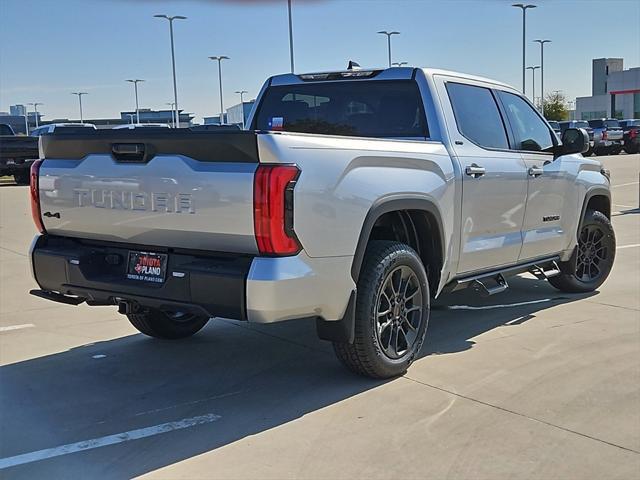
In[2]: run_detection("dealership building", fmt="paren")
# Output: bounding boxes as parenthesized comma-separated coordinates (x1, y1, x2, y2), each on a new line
(574, 58, 640, 120)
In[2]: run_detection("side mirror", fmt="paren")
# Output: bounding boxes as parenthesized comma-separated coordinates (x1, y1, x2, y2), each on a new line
(560, 127, 589, 156)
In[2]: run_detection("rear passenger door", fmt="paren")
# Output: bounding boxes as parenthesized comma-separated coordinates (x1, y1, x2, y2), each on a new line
(495, 90, 576, 261)
(442, 80, 528, 274)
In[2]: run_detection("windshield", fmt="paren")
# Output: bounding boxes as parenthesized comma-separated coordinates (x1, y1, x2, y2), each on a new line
(605, 120, 620, 128)
(253, 80, 429, 138)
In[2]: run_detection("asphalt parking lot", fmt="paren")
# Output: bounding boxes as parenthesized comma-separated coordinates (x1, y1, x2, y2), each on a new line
(0, 154, 638, 479)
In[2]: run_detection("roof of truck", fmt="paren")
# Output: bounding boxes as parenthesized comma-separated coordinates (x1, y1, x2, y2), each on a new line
(270, 66, 516, 91)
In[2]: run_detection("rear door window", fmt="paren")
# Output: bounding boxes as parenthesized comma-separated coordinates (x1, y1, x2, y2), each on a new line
(253, 80, 429, 138)
(445, 82, 509, 149)
(497, 91, 554, 153)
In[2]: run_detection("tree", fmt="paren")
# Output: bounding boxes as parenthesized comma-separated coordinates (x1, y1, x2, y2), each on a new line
(543, 91, 569, 121)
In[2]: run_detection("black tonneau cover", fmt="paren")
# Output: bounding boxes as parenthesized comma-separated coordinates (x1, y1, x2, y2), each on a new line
(40, 127, 259, 163)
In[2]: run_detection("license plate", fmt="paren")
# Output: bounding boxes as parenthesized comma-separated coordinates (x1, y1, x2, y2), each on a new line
(127, 251, 168, 283)
(6, 160, 15, 165)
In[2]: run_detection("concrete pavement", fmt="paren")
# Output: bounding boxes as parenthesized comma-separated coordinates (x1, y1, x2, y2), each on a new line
(0, 154, 638, 479)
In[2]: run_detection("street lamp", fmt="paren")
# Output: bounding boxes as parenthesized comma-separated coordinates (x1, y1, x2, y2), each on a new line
(533, 39, 551, 114)
(287, 0, 295, 73)
(126, 79, 144, 123)
(166, 102, 176, 128)
(377, 30, 400, 67)
(512, 4, 537, 93)
(28, 102, 43, 128)
(392, 61, 408, 67)
(154, 14, 186, 130)
(71, 92, 88, 123)
(235, 90, 248, 129)
(526, 65, 541, 106)
(209, 56, 229, 125)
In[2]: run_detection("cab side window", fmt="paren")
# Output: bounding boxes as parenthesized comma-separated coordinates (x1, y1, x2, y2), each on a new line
(497, 91, 554, 152)
(446, 82, 509, 150)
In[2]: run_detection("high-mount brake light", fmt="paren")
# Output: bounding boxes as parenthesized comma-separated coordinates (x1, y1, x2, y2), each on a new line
(298, 70, 379, 82)
(30, 159, 46, 234)
(253, 164, 301, 256)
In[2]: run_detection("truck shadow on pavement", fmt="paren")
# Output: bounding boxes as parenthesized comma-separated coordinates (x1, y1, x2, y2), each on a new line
(0, 276, 595, 479)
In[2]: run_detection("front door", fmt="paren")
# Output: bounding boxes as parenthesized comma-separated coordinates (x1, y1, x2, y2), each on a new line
(442, 80, 528, 274)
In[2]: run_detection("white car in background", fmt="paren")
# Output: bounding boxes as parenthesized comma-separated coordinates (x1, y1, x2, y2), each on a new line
(30, 123, 96, 136)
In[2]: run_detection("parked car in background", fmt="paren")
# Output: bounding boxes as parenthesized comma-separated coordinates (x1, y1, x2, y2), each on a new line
(560, 120, 595, 156)
(587, 118, 623, 156)
(30, 123, 97, 136)
(619, 119, 640, 154)
(0, 123, 39, 184)
(547, 121, 561, 136)
(113, 123, 171, 130)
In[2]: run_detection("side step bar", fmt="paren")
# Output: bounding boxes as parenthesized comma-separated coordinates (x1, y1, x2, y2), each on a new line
(446, 256, 561, 296)
(30, 289, 86, 306)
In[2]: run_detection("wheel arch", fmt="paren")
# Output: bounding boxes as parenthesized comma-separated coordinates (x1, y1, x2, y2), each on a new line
(350, 196, 445, 291)
(580, 187, 611, 225)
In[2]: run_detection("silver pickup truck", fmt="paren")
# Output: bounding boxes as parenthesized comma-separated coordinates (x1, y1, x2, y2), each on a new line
(29, 67, 615, 378)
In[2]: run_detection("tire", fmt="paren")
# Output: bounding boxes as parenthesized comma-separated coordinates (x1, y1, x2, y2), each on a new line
(594, 148, 607, 156)
(333, 241, 430, 379)
(14, 172, 29, 185)
(127, 309, 210, 339)
(548, 210, 615, 293)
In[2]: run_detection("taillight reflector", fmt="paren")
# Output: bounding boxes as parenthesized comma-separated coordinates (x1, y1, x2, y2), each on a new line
(253, 164, 301, 255)
(30, 159, 46, 234)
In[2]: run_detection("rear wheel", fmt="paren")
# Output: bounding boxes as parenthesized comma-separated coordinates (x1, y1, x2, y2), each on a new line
(333, 241, 430, 379)
(548, 210, 615, 293)
(127, 309, 210, 339)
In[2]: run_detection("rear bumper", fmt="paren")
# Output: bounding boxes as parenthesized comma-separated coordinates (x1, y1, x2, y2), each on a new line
(30, 235, 252, 319)
(30, 235, 355, 324)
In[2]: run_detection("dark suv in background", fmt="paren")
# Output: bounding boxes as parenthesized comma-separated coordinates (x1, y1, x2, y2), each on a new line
(587, 118, 624, 156)
(619, 119, 640, 154)
(559, 120, 595, 155)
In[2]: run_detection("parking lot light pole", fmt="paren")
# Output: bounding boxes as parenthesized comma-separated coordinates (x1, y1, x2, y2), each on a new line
(126, 79, 144, 123)
(392, 62, 408, 67)
(235, 90, 248, 129)
(28, 102, 43, 128)
(154, 14, 186, 130)
(287, 0, 295, 73)
(512, 4, 536, 93)
(377, 31, 400, 67)
(209, 56, 229, 125)
(71, 92, 87, 123)
(526, 65, 540, 106)
(533, 39, 551, 114)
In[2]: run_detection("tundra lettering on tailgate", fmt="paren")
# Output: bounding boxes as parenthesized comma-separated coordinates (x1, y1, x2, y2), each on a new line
(73, 189, 195, 213)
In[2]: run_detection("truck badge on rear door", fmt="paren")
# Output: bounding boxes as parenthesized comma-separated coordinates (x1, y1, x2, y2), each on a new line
(74, 189, 195, 214)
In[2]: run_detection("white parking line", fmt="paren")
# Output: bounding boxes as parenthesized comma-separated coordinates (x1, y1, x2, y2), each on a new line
(0, 324, 35, 333)
(446, 298, 553, 311)
(618, 243, 640, 250)
(611, 181, 639, 188)
(0, 413, 221, 469)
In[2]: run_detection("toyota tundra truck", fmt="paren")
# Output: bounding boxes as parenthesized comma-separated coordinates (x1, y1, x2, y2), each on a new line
(28, 67, 615, 378)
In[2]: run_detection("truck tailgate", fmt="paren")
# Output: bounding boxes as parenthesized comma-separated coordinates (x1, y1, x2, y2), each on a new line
(38, 130, 259, 253)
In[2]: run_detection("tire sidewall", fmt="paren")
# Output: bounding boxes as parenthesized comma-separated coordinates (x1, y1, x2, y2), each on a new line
(358, 243, 430, 377)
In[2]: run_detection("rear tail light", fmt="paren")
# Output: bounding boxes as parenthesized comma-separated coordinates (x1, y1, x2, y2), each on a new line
(602, 130, 608, 141)
(630, 128, 638, 139)
(253, 164, 301, 256)
(30, 159, 46, 234)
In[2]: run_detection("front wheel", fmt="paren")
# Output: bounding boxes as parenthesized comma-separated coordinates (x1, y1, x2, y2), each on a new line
(127, 309, 210, 339)
(548, 210, 615, 293)
(333, 241, 430, 379)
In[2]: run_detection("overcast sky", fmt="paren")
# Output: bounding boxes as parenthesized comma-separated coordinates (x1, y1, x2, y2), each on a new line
(1, 0, 638, 122)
